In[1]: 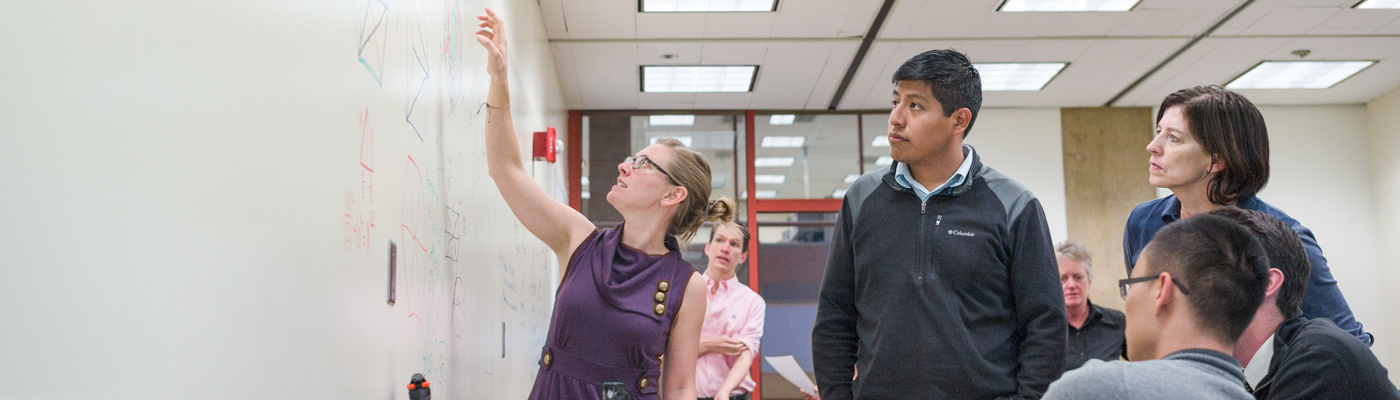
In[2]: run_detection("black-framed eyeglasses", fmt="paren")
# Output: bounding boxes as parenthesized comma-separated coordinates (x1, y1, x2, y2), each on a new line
(1118, 273, 1192, 299)
(624, 155, 679, 185)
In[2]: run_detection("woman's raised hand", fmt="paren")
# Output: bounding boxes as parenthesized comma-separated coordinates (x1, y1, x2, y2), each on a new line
(475, 8, 507, 79)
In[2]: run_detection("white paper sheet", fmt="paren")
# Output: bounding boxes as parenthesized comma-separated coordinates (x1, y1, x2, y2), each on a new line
(763, 355, 817, 393)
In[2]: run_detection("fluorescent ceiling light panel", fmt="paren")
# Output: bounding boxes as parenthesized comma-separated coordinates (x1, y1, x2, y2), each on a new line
(974, 63, 1067, 91)
(649, 115, 695, 126)
(760, 136, 806, 148)
(1225, 61, 1374, 89)
(755, 190, 778, 199)
(755, 174, 786, 184)
(581, 192, 591, 199)
(581, 176, 590, 186)
(769, 114, 796, 125)
(876, 156, 893, 166)
(832, 189, 848, 198)
(641, 0, 777, 12)
(871, 135, 889, 147)
(642, 65, 758, 93)
(1355, 0, 1400, 9)
(844, 173, 859, 183)
(998, 0, 1140, 12)
(754, 157, 795, 167)
(650, 136, 693, 146)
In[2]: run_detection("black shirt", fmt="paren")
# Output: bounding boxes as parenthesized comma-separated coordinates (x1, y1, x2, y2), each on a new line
(1252, 315, 1399, 399)
(1065, 300, 1125, 372)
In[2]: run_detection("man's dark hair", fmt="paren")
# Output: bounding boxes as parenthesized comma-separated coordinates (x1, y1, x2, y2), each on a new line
(1141, 214, 1271, 343)
(892, 49, 982, 137)
(1157, 85, 1270, 205)
(1206, 207, 1310, 317)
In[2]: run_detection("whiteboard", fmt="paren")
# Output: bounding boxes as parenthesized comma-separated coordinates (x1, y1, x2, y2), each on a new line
(0, 0, 567, 398)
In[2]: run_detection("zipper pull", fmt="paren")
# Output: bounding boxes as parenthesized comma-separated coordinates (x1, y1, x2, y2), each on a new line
(921, 201, 927, 214)
(935, 214, 942, 226)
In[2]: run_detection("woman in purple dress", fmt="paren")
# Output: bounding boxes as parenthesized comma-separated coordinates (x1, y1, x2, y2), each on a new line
(475, 9, 723, 399)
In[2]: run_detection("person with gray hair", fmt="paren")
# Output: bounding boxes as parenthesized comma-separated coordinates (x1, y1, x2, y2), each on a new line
(1057, 241, 1125, 372)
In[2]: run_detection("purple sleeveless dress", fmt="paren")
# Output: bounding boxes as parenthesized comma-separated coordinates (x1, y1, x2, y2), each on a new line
(528, 224, 697, 400)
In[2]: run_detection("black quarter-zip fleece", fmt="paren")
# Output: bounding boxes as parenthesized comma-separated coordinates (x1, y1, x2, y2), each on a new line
(814, 148, 1067, 399)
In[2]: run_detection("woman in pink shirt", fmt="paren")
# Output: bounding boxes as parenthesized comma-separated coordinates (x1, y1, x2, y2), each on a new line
(695, 212, 766, 400)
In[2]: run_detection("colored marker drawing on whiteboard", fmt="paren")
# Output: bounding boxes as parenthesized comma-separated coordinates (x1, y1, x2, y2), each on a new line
(441, 0, 470, 115)
(443, 206, 462, 262)
(356, 0, 388, 85)
(402, 155, 430, 324)
(344, 108, 376, 253)
(403, 0, 431, 142)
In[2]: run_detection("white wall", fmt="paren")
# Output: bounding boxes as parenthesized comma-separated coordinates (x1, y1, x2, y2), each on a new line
(1254, 105, 1387, 361)
(1366, 88, 1400, 379)
(0, 0, 568, 398)
(967, 108, 1069, 244)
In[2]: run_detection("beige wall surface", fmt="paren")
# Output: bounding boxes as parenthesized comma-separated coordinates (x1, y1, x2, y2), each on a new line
(1255, 105, 1386, 359)
(1059, 107, 1158, 311)
(1365, 88, 1400, 383)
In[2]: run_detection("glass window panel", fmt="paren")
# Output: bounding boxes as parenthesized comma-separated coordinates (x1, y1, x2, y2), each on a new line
(862, 113, 891, 175)
(754, 114, 861, 199)
(754, 212, 836, 383)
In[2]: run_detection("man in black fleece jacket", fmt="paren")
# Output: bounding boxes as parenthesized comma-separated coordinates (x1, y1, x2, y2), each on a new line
(813, 49, 1066, 399)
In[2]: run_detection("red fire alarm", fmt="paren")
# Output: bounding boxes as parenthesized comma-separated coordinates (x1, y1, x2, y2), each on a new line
(533, 127, 557, 163)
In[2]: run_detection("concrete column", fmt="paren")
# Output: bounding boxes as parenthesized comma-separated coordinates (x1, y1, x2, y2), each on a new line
(1060, 107, 1157, 311)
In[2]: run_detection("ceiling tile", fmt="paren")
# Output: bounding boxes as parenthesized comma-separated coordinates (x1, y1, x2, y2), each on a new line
(750, 42, 839, 108)
(699, 42, 771, 64)
(559, 0, 637, 39)
(637, 42, 706, 64)
(703, 13, 779, 38)
(540, 0, 570, 38)
(1240, 7, 1339, 35)
(805, 41, 862, 109)
(636, 13, 709, 38)
(550, 43, 585, 108)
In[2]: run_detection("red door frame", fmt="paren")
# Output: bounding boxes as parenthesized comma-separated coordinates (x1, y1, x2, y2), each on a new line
(567, 110, 845, 400)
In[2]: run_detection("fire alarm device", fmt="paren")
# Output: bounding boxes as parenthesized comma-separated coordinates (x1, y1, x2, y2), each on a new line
(533, 127, 557, 163)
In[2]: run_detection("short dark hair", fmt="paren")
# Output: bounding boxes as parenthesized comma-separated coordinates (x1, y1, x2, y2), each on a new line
(1206, 207, 1309, 317)
(892, 49, 982, 137)
(1141, 214, 1270, 343)
(1157, 85, 1270, 205)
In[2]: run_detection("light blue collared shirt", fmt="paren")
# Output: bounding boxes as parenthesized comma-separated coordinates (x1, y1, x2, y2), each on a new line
(894, 145, 974, 202)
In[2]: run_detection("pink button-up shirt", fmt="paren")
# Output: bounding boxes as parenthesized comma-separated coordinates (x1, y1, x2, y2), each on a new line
(695, 275, 767, 397)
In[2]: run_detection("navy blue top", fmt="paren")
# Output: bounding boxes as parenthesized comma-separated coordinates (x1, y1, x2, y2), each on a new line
(1123, 195, 1372, 346)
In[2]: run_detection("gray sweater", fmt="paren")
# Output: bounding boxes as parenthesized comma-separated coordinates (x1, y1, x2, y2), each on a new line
(1044, 349, 1252, 400)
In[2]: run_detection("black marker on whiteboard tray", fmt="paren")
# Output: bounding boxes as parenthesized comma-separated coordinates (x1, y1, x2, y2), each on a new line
(388, 240, 397, 305)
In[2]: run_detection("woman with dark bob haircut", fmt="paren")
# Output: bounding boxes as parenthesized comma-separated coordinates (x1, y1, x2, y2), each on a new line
(1122, 85, 1372, 346)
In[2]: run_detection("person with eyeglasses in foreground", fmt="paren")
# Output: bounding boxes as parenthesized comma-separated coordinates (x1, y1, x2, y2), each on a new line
(1207, 207, 1398, 400)
(476, 9, 726, 399)
(1044, 214, 1269, 400)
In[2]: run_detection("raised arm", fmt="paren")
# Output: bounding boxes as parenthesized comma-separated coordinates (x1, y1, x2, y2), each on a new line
(475, 9, 595, 271)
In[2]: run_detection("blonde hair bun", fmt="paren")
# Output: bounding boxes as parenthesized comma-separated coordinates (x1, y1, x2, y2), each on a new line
(706, 197, 737, 223)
